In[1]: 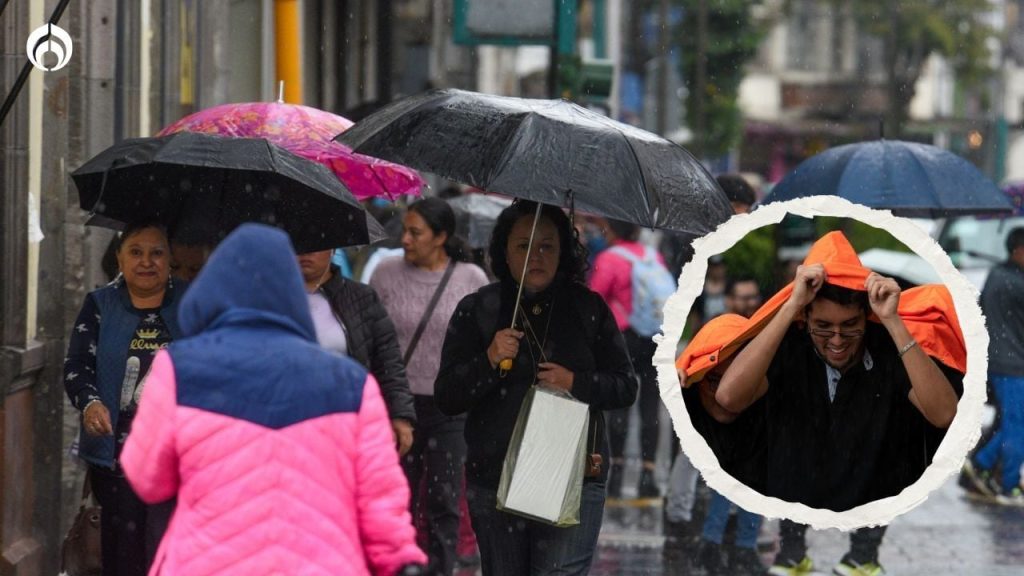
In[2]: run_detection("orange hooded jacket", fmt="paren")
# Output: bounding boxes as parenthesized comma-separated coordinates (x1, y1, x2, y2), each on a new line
(677, 231, 967, 387)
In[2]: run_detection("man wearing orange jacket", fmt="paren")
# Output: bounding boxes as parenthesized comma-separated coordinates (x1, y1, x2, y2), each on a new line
(677, 231, 965, 576)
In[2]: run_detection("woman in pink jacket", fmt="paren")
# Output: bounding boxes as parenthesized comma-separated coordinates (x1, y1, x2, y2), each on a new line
(122, 224, 426, 576)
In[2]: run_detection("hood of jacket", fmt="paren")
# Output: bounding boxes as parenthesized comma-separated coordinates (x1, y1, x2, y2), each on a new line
(178, 223, 316, 342)
(677, 231, 966, 385)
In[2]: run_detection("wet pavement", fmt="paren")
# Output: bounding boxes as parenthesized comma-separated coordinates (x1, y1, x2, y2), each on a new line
(592, 478, 1024, 575)
(456, 402, 1024, 575)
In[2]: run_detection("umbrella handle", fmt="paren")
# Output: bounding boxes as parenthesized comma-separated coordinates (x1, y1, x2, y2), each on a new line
(499, 358, 513, 373)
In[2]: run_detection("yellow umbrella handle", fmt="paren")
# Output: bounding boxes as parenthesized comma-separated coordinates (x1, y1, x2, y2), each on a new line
(499, 358, 514, 373)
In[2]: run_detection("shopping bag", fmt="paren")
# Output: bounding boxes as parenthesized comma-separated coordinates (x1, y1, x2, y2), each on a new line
(497, 385, 590, 527)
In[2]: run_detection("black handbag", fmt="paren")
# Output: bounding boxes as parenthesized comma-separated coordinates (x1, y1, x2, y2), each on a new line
(61, 469, 102, 576)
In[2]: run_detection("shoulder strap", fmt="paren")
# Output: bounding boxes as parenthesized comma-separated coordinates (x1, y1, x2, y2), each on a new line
(608, 245, 639, 264)
(403, 260, 457, 366)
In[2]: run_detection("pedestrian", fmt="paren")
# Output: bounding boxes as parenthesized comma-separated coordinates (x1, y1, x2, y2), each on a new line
(434, 201, 637, 576)
(677, 316, 765, 576)
(681, 231, 965, 576)
(662, 173, 756, 554)
(370, 197, 489, 575)
(962, 226, 1024, 504)
(296, 248, 417, 456)
(63, 220, 186, 576)
(688, 277, 765, 575)
(589, 218, 674, 499)
(120, 223, 427, 575)
(169, 241, 211, 282)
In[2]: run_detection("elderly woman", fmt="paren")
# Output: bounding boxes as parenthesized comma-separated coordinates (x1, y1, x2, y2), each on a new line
(435, 201, 637, 576)
(64, 220, 186, 576)
(121, 223, 426, 576)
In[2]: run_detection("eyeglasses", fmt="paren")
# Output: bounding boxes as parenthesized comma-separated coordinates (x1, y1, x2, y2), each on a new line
(808, 328, 865, 341)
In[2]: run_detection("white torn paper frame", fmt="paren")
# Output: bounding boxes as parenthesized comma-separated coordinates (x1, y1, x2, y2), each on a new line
(654, 196, 988, 530)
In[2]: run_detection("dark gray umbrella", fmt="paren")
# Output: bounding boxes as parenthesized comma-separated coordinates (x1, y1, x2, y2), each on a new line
(335, 89, 733, 236)
(72, 132, 385, 253)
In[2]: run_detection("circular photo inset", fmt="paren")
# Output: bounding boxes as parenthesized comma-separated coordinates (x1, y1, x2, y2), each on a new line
(655, 196, 987, 530)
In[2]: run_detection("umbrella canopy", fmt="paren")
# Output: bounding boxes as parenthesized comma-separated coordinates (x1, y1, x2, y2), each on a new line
(762, 140, 1014, 217)
(158, 101, 424, 200)
(857, 248, 941, 287)
(447, 193, 512, 249)
(72, 131, 385, 253)
(335, 89, 733, 236)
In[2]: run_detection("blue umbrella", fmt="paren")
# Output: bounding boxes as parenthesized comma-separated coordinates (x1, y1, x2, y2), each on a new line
(762, 140, 1014, 217)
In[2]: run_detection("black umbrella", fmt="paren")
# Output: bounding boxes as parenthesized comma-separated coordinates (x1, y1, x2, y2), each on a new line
(72, 132, 385, 253)
(335, 88, 733, 237)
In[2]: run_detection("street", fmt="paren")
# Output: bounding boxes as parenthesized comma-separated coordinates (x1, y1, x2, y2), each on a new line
(592, 477, 1024, 575)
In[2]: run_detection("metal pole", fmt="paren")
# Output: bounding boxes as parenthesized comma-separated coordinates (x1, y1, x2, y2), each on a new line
(656, 0, 668, 135)
(694, 0, 707, 157)
(548, 1, 561, 98)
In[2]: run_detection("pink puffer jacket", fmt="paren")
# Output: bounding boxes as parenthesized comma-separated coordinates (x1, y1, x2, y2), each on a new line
(122, 351, 425, 575)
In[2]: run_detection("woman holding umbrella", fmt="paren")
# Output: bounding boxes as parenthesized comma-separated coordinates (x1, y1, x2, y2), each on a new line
(435, 201, 637, 575)
(63, 220, 186, 575)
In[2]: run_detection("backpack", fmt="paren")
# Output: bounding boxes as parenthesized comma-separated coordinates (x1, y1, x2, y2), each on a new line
(608, 245, 677, 337)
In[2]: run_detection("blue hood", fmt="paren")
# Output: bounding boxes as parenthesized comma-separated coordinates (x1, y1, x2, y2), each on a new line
(169, 224, 365, 429)
(179, 224, 316, 342)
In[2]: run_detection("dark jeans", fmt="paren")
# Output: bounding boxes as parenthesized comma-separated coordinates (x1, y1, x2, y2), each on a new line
(467, 481, 606, 576)
(607, 329, 659, 463)
(701, 490, 762, 549)
(404, 395, 466, 576)
(778, 520, 887, 565)
(90, 466, 148, 576)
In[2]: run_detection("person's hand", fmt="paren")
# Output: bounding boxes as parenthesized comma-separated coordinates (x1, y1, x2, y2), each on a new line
(866, 272, 901, 322)
(392, 419, 414, 456)
(789, 263, 827, 310)
(487, 328, 523, 369)
(83, 401, 113, 436)
(538, 362, 574, 393)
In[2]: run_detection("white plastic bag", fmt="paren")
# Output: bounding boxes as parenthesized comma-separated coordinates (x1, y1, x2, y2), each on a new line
(496, 385, 590, 526)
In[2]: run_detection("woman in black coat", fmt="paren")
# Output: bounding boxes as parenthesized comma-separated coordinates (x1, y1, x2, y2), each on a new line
(435, 201, 637, 576)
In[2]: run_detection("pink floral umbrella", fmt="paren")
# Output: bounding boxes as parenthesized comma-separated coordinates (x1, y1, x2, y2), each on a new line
(158, 102, 423, 200)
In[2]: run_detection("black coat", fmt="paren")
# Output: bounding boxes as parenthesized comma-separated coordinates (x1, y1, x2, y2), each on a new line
(319, 269, 416, 424)
(435, 278, 637, 490)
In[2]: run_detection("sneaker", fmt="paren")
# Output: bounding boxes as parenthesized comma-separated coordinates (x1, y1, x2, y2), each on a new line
(832, 556, 886, 576)
(767, 556, 814, 576)
(695, 540, 725, 576)
(727, 545, 764, 575)
(960, 460, 999, 498)
(996, 486, 1024, 507)
(638, 468, 661, 499)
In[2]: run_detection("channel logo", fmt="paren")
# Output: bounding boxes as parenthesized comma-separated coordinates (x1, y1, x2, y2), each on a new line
(26, 23, 73, 72)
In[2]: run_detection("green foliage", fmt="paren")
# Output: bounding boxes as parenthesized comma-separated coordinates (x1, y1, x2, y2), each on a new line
(672, 0, 767, 156)
(721, 224, 777, 289)
(813, 217, 912, 253)
(846, 0, 995, 87)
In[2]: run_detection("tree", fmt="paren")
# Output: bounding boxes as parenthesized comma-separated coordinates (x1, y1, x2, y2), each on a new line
(825, 0, 996, 137)
(673, 0, 767, 157)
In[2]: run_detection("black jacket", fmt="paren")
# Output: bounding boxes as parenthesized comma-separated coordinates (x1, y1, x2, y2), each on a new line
(435, 277, 637, 490)
(319, 268, 416, 424)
